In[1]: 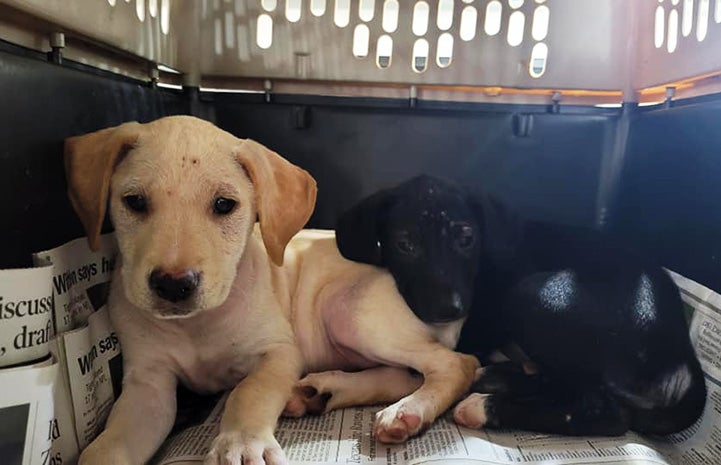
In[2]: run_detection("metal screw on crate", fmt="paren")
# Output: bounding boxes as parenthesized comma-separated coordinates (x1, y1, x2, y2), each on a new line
(264, 78, 273, 103)
(550, 91, 562, 114)
(664, 86, 676, 109)
(48, 32, 65, 65)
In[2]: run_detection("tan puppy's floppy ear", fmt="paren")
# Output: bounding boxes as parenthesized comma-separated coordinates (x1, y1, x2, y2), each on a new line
(64, 122, 142, 251)
(236, 140, 317, 266)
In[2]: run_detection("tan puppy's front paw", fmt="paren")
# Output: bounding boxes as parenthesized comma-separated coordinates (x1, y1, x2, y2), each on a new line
(204, 431, 287, 465)
(373, 400, 426, 444)
(78, 433, 133, 465)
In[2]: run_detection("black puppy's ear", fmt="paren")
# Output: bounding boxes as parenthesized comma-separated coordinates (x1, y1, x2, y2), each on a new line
(473, 194, 523, 269)
(336, 189, 390, 266)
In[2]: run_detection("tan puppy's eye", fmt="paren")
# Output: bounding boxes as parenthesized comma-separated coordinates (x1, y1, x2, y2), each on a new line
(123, 194, 148, 213)
(213, 197, 237, 215)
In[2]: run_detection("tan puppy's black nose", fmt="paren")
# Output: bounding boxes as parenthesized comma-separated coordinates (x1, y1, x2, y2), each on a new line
(149, 269, 200, 302)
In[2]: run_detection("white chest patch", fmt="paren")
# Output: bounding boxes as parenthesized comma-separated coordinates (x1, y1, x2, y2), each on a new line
(428, 318, 466, 349)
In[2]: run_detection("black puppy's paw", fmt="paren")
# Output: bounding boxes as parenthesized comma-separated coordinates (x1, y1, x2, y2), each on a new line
(472, 362, 542, 395)
(453, 393, 493, 429)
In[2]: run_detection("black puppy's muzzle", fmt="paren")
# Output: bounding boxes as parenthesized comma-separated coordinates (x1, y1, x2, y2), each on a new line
(434, 291, 466, 322)
(412, 290, 467, 323)
(149, 269, 201, 303)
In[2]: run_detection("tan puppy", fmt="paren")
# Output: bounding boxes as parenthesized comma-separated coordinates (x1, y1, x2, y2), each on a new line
(65, 116, 477, 465)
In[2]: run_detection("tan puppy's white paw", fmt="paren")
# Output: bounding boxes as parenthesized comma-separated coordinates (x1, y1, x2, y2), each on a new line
(373, 400, 426, 444)
(204, 432, 288, 465)
(78, 434, 133, 465)
(453, 393, 490, 429)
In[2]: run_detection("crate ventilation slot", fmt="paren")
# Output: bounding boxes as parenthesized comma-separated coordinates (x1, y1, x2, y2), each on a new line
(106, 0, 171, 35)
(208, 0, 551, 79)
(654, 0, 721, 52)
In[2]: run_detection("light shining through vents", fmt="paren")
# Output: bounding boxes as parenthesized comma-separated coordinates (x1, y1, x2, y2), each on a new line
(237, 0, 552, 78)
(376, 34, 393, 69)
(107, 0, 170, 34)
(261, 0, 277, 12)
(412, 38, 430, 72)
(359, 0, 375, 22)
(507, 11, 525, 46)
(460, 6, 478, 41)
(353, 24, 370, 57)
(437, 33, 454, 67)
(655, 0, 713, 47)
(413, 2, 430, 36)
(382, 0, 400, 33)
(335, 0, 351, 27)
(310, 0, 326, 16)
(256, 14, 273, 49)
(485, 1, 503, 36)
(532, 5, 550, 41)
(529, 42, 548, 78)
(437, 0, 454, 31)
(285, 0, 302, 23)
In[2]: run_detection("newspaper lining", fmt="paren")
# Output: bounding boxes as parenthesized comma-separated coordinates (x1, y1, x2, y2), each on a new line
(1, 235, 721, 465)
(150, 396, 678, 465)
(60, 306, 122, 449)
(0, 265, 54, 368)
(0, 349, 78, 465)
(32, 234, 117, 333)
(0, 234, 119, 465)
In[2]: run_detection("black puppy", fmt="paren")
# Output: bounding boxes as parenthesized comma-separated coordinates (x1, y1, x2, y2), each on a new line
(336, 175, 706, 436)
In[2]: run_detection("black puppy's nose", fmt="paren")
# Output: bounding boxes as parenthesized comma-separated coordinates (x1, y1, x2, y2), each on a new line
(438, 292, 465, 321)
(149, 269, 200, 302)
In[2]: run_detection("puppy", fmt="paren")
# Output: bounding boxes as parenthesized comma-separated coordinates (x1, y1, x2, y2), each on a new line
(320, 175, 706, 437)
(66, 116, 315, 465)
(284, 175, 483, 415)
(454, 218, 707, 436)
(65, 118, 477, 465)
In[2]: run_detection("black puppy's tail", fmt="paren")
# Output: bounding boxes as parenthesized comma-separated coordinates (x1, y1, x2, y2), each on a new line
(624, 360, 707, 436)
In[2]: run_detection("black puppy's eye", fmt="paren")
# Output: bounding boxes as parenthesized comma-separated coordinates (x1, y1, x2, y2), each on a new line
(397, 238, 415, 255)
(213, 197, 237, 215)
(123, 194, 148, 213)
(396, 233, 418, 256)
(456, 225, 475, 249)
